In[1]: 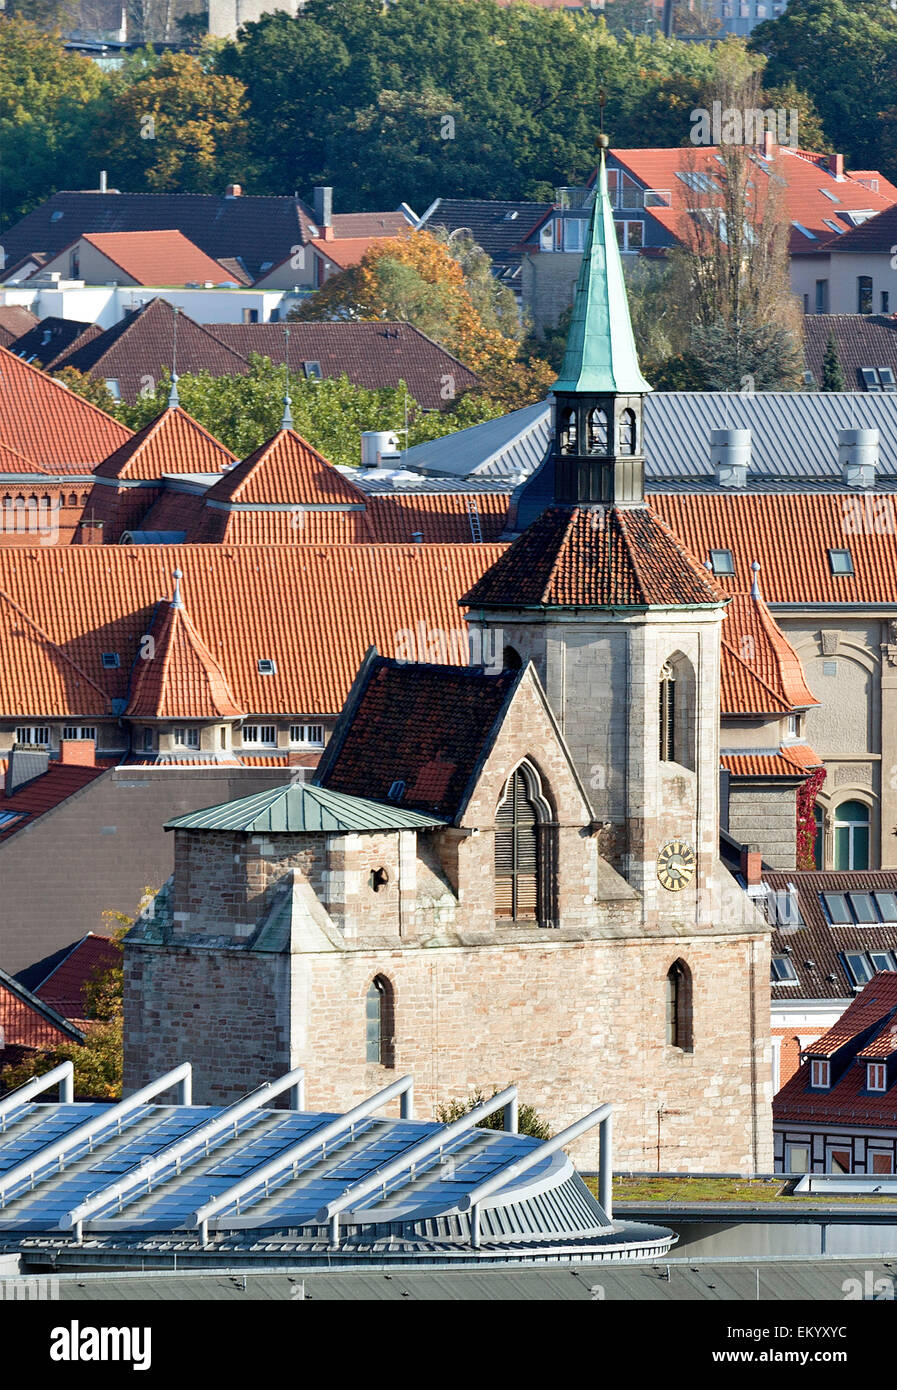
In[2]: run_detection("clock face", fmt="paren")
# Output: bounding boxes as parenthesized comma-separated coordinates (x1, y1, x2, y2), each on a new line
(656, 839, 696, 893)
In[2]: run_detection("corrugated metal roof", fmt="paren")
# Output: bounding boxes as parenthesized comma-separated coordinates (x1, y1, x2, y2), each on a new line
(164, 782, 448, 834)
(399, 392, 897, 484)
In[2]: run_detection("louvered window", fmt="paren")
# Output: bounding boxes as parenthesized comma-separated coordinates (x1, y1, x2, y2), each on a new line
(495, 767, 554, 926)
(587, 407, 608, 454)
(659, 665, 676, 762)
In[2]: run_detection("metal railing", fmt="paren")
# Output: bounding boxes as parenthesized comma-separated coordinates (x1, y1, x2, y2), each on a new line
(0, 1062, 74, 1130)
(61, 1067, 306, 1242)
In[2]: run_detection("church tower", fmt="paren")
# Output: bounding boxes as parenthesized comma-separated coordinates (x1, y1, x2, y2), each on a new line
(464, 138, 731, 913)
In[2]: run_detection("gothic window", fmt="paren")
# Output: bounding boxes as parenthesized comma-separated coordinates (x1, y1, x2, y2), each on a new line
(587, 407, 608, 454)
(659, 663, 676, 762)
(658, 653, 696, 771)
(494, 762, 555, 927)
(619, 407, 637, 456)
(560, 408, 577, 455)
(665, 960, 693, 1050)
(365, 976, 395, 1067)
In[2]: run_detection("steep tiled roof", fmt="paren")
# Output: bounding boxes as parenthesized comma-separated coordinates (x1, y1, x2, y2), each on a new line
(463, 505, 726, 608)
(208, 321, 479, 411)
(0, 965, 84, 1052)
(0, 343, 131, 472)
(50, 298, 250, 405)
(813, 200, 897, 255)
(0, 762, 108, 844)
(775, 973, 897, 1125)
(766, 870, 897, 1002)
(72, 230, 234, 287)
(720, 640, 791, 716)
(720, 749, 822, 778)
(29, 933, 120, 1021)
(802, 314, 897, 390)
(0, 305, 38, 346)
(0, 544, 504, 718)
(93, 406, 235, 480)
(203, 428, 367, 507)
(125, 578, 244, 720)
(609, 146, 897, 255)
(420, 199, 552, 263)
(330, 212, 410, 239)
(650, 492, 897, 604)
(11, 316, 92, 365)
(723, 592, 818, 709)
(307, 234, 396, 271)
(316, 655, 521, 820)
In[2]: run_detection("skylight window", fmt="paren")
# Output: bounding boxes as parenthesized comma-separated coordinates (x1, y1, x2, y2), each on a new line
(822, 891, 852, 924)
(848, 892, 877, 923)
(771, 955, 799, 984)
(791, 221, 817, 240)
(875, 891, 897, 923)
(0, 810, 23, 828)
(819, 188, 841, 203)
(844, 951, 875, 986)
(828, 549, 854, 576)
(676, 171, 717, 194)
(302, 361, 322, 380)
(388, 780, 406, 803)
(822, 220, 844, 234)
(257, 658, 277, 675)
(101, 652, 120, 668)
(709, 548, 735, 576)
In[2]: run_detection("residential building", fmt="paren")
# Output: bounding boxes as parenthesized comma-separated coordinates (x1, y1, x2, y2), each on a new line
(791, 202, 897, 318)
(415, 197, 553, 295)
(803, 315, 897, 392)
(774, 971, 897, 1174)
(35, 231, 246, 291)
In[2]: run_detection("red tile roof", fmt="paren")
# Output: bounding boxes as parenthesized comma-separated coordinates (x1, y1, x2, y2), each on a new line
(610, 146, 897, 255)
(31, 933, 120, 1021)
(308, 234, 398, 271)
(0, 543, 504, 718)
(317, 654, 521, 820)
(125, 583, 244, 720)
(0, 761, 108, 843)
(203, 428, 368, 507)
(93, 405, 236, 481)
(0, 343, 131, 472)
(650, 492, 897, 605)
(723, 592, 818, 709)
(0, 966, 83, 1051)
(79, 230, 237, 287)
(805, 974, 897, 1058)
(720, 639, 792, 716)
(720, 748, 823, 778)
(463, 505, 726, 608)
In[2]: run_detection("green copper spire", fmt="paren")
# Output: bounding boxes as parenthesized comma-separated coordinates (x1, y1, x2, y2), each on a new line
(553, 142, 652, 396)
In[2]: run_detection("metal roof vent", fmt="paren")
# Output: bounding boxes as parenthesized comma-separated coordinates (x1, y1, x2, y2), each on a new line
(710, 429, 750, 488)
(839, 428, 878, 488)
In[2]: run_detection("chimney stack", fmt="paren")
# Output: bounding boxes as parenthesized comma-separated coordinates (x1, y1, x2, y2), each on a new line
(78, 519, 104, 545)
(60, 738, 95, 767)
(740, 844, 763, 887)
(99, 170, 107, 193)
(839, 428, 878, 488)
(828, 152, 845, 181)
(313, 186, 333, 232)
(763, 130, 776, 160)
(225, 183, 242, 198)
(710, 428, 751, 488)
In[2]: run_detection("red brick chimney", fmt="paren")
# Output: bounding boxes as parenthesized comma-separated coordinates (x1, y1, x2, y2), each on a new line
(740, 844, 763, 886)
(60, 738, 95, 767)
(78, 519, 104, 545)
(828, 152, 844, 180)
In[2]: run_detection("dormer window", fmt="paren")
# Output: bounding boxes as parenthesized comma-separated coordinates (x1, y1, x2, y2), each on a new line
(173, 728, 200, 749)
(810, 1059, 830, 1089)
(868, 1063, 888, 1092)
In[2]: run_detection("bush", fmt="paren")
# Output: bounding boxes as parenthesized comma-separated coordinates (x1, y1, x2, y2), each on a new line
(436, 1086, 551, 1140)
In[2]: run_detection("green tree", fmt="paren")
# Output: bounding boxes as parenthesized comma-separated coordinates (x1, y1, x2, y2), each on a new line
(0, 16, 111, 226)
(114, 357, 506, 464)
(820, 331, 846, 391)
(51, 365, 118, 412)
(94, 50, 248, 192)
(436, 1087, 551, 1140)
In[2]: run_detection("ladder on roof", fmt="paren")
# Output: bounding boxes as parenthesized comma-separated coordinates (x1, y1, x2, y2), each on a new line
(466, 495, 483, 544)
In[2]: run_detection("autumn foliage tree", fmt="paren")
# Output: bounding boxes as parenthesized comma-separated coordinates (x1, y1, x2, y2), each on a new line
(93, 50, 248, 193)
(291, 229, 554, 407)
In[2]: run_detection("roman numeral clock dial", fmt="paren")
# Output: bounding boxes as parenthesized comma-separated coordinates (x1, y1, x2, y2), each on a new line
(656, 839, 696, 893)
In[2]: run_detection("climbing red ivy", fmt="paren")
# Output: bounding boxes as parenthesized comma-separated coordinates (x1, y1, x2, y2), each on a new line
(796, 767, 827, 870)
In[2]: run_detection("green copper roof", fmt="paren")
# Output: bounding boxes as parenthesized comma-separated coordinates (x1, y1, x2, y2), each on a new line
(165, 782, 448, 834)
(553, 149, 652, 396)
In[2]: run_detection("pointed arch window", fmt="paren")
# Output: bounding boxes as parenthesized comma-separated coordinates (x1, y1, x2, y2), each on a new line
(494, 763, 556, 927)
(619, 407, 637, 456)
(659, 662, 676, 762)
(587, 407, 608, 454)
(666, 960, 693, 1050)
(365, 975, 395, 1067)
(560, 407, 577, 455)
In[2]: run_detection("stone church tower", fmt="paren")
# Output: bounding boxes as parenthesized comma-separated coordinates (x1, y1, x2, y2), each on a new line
(125, 142, 773, 1172)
